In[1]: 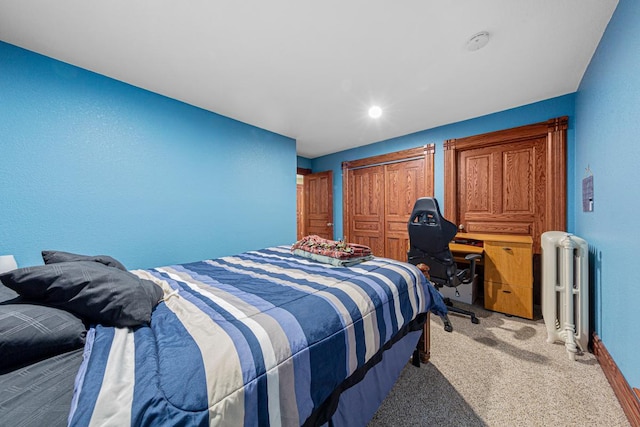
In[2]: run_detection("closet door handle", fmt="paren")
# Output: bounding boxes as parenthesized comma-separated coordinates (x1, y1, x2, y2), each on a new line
(327, 223, 333, 227)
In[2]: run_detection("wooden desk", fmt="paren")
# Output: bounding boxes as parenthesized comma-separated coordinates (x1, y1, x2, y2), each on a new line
(450, 232, 534, 319)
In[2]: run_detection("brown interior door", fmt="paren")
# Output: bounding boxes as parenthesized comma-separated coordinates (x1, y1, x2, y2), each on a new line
(304, 171, 333, 239)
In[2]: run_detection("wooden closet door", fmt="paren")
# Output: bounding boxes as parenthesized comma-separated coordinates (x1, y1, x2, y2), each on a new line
(348, 165, 385, 256)
(384, 158, 426, 261)
(343, 145, 435, 262)
(445, 117, 567, 255)
(459, 137, 546, 249)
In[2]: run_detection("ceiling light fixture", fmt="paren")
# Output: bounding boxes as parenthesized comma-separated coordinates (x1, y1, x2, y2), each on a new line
(368, 105, 382, 119)
(466, 31, 490, 51)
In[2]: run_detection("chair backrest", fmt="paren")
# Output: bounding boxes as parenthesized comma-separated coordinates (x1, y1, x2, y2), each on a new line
(407, 197, 458, 287)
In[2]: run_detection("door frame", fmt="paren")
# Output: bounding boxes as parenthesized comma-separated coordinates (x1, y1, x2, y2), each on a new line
(443, 116, 567, 234)
(296, 167, 312, 239)
(342, 144, 435, 242)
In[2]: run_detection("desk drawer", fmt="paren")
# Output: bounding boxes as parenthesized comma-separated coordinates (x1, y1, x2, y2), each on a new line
(484, 242, 532, 286)
(484, 280, 533, 319)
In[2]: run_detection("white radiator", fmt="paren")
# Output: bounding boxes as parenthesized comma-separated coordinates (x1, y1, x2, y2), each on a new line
(541, 231, 589, 360)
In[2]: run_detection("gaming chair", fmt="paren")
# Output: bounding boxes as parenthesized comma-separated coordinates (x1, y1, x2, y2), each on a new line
(407, 197, 481, 332)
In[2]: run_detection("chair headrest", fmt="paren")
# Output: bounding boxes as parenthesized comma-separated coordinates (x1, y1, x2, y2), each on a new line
(408, 197, 458, 252)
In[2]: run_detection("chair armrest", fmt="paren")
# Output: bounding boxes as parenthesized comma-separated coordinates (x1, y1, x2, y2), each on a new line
(465, 253, 482, 262)
(463, 253, 482, 283)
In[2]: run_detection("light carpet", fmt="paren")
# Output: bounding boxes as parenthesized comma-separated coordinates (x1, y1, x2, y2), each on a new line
(369, 302, 630, 426)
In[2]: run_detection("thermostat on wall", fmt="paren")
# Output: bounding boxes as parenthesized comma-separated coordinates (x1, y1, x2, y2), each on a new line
(582, 174, 594, 212)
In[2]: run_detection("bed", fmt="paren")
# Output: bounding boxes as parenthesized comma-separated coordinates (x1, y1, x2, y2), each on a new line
(0, 244, 446, 426)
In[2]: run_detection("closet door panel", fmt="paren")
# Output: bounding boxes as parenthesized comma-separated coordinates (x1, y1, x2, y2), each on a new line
(349, 166, 385, 256)
(384, 159, 425, 261)
(459, 138, 545, 247)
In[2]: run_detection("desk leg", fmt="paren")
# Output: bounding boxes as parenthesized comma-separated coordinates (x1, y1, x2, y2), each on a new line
(419, 312, 431, 364)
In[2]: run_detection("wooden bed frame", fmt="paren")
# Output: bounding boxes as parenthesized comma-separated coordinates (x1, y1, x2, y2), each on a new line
(418, 313, 431, 363)
(416, 262, 432, 363)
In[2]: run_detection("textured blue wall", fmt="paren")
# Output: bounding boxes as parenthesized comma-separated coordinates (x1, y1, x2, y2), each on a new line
(311, 95, 576, 240)
(0, 41, 297, 269)
(575, 0, 639, 388)
(297, 156, 312, 170)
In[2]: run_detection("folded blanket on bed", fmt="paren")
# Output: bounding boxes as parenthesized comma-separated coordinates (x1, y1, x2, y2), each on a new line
(292, 248, 373, 267)
(291, 235, 372, 260)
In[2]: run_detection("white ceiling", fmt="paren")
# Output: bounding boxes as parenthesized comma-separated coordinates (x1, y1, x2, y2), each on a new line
(0, 1, 618, 158)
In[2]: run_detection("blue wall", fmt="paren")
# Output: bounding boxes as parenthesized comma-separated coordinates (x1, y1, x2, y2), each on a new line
(310, 95, 576, 240)
(0, 41, 297, 270)
(575, 0, 639, 388)
(297, 156, 312, 170)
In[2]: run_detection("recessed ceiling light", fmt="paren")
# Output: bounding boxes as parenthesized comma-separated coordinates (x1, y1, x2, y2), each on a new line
(466, 31, 490, 51)
(368, 105, 382, 119)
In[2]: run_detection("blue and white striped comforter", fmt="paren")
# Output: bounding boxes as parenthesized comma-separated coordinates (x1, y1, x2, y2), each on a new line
(68, 246, 446, 426)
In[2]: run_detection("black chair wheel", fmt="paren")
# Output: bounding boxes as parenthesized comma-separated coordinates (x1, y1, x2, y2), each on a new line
(471, 317, 479, 324)
(444, 324, 453, 332)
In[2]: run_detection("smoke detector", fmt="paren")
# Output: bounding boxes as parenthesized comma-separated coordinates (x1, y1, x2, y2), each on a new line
(466, 31, 490, 51)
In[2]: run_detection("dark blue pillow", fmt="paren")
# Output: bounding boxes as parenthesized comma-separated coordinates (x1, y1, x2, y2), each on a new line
(42, 250, 127, 271)
(0, 261, 163, 327)
(0, 283, 18, 302)
(0, 302, 86, 371)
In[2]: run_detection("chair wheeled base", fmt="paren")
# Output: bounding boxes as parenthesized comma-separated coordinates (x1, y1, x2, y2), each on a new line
(442, 297, 479, 330)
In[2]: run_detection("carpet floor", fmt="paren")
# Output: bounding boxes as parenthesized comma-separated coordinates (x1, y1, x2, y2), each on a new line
(368, 301, 630, 426)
